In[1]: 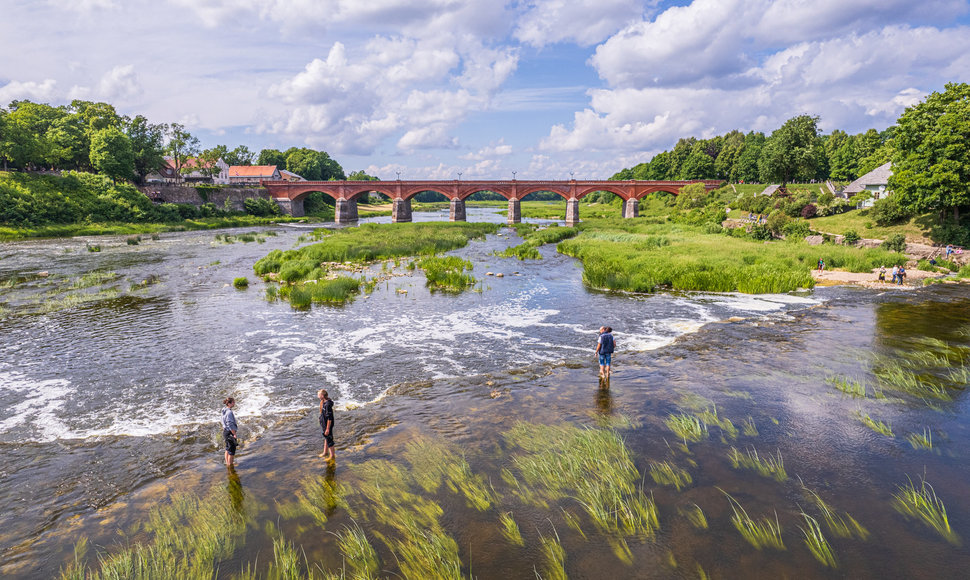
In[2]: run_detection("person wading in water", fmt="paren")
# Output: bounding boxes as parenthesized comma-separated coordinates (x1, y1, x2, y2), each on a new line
(596, 326, 616, 379)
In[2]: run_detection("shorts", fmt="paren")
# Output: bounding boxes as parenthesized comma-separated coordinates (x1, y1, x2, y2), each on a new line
(224, 429, 237, 456)
(322, 428, 334, 447)
(598, 353, 612, 366)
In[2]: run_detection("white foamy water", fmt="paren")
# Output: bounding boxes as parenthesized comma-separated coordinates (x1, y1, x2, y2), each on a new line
(0, 221, 826, 443)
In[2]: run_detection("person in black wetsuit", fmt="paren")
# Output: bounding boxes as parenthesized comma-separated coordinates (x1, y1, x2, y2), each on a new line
(318, 389, 335, 462)
(222, 397, 238, 467)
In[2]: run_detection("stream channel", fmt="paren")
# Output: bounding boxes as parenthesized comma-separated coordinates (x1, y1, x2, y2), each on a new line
(1, 207, 968, 578)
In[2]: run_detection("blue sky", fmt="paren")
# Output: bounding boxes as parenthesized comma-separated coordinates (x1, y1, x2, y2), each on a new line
(2, 0, 969, 179)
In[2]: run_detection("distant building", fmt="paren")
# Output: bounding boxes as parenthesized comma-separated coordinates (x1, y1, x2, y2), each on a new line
(843, 162, 892, 208)
(279, 169, 306, 182)
(228, 165, 282, 185)
(146, 157, 229, 184)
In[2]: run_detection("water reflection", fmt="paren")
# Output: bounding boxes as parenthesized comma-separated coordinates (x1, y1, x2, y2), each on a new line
(226, 465, 245, 516)
(595, 378, 613, 415)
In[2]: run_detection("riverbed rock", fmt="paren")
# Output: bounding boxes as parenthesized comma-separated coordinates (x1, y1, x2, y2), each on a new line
(486, 272, 494, 276)
(496, 273, 504, 277)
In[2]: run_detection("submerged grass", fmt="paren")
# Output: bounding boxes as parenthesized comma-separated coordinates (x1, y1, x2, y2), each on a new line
(649, 461, 693, 490)
(855, 413, 894, 437)
(893, 476, 959, 544)
(503, 422, 659, 543)
(665, 413, 707, 444)
(906, 428, 934, 450)
(59, 488, 247, 580)
(827, 375, 869, 398)
(799, 513, 837, 568)
(800, 487, 869, 540)
(681, 504, 708, 529)
(499, 512, 525, 546)
(537, 528, 567, 580)
(725, 494, 785, 551)
(727, 446, 787, 481)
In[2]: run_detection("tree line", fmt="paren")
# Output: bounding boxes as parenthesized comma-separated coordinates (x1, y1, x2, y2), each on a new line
(611, 116, 892, 186)
(612, 82, 970, 224)
(0, 99, 354, 185)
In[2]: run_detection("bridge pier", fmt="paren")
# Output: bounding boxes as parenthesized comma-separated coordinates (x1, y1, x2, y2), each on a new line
(450, 199, 466, 221)
(274, 197, 305, 217)
(392, 198, 412, 223)
(565, 199, 580, 226)
(335, 199, 358, 224)
(507, 199, 521, 224)
(623, 198, 639, 219)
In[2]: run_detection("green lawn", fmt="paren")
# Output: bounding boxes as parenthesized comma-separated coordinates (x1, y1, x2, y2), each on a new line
(806, 210, 936, 244)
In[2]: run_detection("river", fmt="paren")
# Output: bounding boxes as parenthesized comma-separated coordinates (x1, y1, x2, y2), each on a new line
(1, 207, 968, 578)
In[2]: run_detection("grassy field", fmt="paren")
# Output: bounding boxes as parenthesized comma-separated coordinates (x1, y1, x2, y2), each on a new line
(806, 211, 936, 244)
(558, 218, 906, 294)
(518, 200, 622, 219)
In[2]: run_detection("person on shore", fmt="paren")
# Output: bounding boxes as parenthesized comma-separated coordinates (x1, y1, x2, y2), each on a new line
(222, 397, 238, 467)
(897, 266, 906, 285)
(318, 389, 335, 461)
(596, 326, 615, 378)
(946, 244, 953, 259)
(878, 266, 886, 282)
(817, 258, 825, 272)
(891, 265, 899, 284)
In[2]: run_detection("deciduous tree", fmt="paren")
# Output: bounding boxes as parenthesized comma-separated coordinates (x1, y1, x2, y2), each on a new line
(89, 126, 134, 182)
(890, 82, 970, 221)
(166, 123, 199, 182)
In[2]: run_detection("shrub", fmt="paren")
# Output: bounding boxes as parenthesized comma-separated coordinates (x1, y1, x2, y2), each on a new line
(870, 194, 912, 226)
(843, 230, 861, 245)
(800, 204, 817, 218)
(750, 224, 772, 240)
(882, 234, 907, 253)
(233, 277, 249, 288)
(782, 220, 812, 239)
(126, 236, 141, 245)
(244, 197, 282, 217)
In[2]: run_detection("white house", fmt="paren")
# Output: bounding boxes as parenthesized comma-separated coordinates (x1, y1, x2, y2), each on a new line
(843, 162, 892, 208)
(146, 157, 230, 184)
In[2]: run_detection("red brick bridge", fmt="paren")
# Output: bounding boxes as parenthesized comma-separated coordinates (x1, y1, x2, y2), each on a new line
(262, 179, 723, 225)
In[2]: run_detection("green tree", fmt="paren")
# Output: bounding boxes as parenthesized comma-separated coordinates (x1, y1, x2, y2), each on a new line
(257, 148, 286, 167)
(675, 182, 709, 209)
(732, 131, 764, 183)
(715, 130, 744, 180)
(165, 123, 200, 182)
(224, 145, 255, 166)
(89, 126, 134, 182)
(196, 147, 225, 180)
(758, 115, 821, 186)
(680, 141, 716, 179)
(316, 150, 345, 180)
(124, 115, 166, 185)
(890, 82, 970, 220)
(286, 148, 323, 180)
(348, 170, 378, 181)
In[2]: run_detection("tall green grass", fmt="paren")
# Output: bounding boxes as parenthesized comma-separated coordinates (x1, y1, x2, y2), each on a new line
(727, 446, 788, 481)
(725, 494, 785, 550)
(417, 256, 476, 292)
(557, 218, 905, 294)
(892, 476, 958, 544)
(497, 225, 579, 260)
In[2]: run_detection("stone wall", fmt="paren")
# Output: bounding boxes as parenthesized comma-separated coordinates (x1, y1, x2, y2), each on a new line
(138, 184, 271, 212)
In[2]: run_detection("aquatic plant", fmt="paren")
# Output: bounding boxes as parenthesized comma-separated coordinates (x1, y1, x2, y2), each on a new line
(292, 475, 345, 528)
(70, 271, 120, 289)
(681, 503, 708, 529)
(799, 513, 837, 568)
(86, 243, 101, 252)
(855, 412, 894, 437)
(741, 417, 759, 437)
(649, 461, 693, 490)
(892, 475, 958, 544)
(725, 494, 785, 550)
(697, 405, 738, 440)
(499, 512, 525, 546)
(827, 375, 867, 398)
(503, 422, 659, 541)
(498, 226, 579, 260)
(727, 446, 787, 481)
(58, 488, 247, 580)
(906, 428, 934, 450)
(801, 487, 869, 540)
(537, 527, 567, 580)
(126, 236, 140, 245)
(665, 413, 707, 444)
(403, 438, 495, 511)
(417, 256, 476, 292)
(333, 523, 380, 579)
(233, 277, 249, 288)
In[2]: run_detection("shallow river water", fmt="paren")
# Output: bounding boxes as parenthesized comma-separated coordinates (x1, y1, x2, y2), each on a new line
(1, 208, 968, 578)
